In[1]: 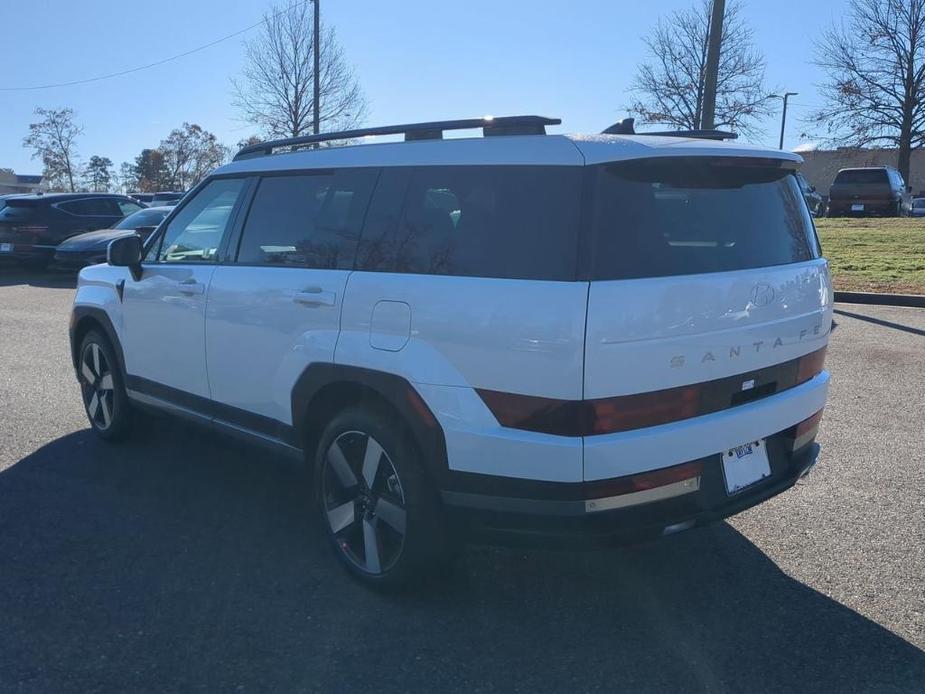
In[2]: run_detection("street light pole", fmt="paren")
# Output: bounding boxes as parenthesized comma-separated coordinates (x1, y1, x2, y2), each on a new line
(776, 92, 798, 150)
(313, 0, 320, 136)
(701, 0, 726, 130)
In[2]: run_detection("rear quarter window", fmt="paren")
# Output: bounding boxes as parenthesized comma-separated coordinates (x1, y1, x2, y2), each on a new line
(357, 166, 582, 281)
(591, 158, 819, 280)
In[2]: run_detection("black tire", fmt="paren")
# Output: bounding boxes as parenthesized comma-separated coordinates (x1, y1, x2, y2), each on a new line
(314, 406, 452, 588)
(78, 330, 133, 441)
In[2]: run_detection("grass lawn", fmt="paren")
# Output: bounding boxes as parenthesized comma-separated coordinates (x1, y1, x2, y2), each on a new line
(815, 217, 925, 295)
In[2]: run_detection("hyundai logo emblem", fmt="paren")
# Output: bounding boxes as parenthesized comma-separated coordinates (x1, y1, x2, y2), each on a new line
(750, 283, 776, 307)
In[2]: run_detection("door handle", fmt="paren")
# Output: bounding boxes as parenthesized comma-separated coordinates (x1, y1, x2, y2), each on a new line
(176, 279, 205, 295)
(294, 287, 336, 307)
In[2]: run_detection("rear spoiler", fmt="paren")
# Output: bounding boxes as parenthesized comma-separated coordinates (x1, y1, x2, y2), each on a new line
(603, 117, 738, 141)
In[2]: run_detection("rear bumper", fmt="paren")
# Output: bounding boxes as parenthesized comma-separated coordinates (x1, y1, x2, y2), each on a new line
(828, 199, 898, 216)
(441, 437, 820, 548)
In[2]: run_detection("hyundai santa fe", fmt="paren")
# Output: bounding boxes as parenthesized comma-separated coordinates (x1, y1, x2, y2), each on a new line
(69, 116, 832, 587)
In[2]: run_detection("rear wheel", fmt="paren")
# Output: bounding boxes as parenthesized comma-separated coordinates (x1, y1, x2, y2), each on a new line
(315, 407, 451, 588)
(78, 331, 133, 441)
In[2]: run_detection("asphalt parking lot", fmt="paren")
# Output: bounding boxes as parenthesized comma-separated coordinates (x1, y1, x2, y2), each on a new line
(0, 268, 923, 694)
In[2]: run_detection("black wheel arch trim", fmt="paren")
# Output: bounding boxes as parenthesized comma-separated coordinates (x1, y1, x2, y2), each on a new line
(291, 363, 450, 484)
(69, 306, 127, 378)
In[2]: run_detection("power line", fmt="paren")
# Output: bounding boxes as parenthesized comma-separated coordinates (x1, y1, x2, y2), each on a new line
(0, 0, 309, 92)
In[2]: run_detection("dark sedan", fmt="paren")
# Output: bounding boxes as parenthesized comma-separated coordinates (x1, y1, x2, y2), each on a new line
(0, 193, 145, 270)
(52, 206, 171, 270)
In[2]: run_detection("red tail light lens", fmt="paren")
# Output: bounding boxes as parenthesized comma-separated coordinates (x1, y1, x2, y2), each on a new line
(477, 384, 703, 438)
(796, 346, 827, 384)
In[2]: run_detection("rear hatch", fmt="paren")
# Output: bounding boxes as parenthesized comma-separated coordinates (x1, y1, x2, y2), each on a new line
(0, 199, 48, 250)
(582, 155, 831, 407)
(829, 168, 892, 204)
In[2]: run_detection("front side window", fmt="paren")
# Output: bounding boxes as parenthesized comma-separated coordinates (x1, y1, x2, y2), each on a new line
(357, 166, 582, 280)
(591, 159, 818, 280)
(151, 178, 245, 263)
(236, 170, 377, 269)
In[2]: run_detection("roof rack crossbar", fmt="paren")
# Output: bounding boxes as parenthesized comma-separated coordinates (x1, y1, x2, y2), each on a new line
(602, 117, 738, 141)
(234, 115, 562, 160)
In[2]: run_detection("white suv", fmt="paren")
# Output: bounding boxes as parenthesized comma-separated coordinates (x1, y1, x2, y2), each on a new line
(70, 116, 832, 586)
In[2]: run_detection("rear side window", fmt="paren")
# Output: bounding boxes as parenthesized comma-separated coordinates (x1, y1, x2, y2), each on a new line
(591, 159, 818, 280)
(357, 166, 582, 280)
(57, 198, 118, 216)
(236, 169, 377, 269)
(834, 169, 888, 185)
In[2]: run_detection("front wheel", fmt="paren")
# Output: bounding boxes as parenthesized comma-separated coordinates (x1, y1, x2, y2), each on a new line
(315, 407, 451, 588)
(78, 331, 133, 441)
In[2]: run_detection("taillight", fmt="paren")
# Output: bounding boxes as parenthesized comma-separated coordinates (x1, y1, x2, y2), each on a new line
(476, 384, 703, 437)
(796, 346, 827, 384)
(791, 409, 824, 451)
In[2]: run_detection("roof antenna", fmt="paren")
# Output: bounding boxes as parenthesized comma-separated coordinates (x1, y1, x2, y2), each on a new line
(602, 118, 636, 135)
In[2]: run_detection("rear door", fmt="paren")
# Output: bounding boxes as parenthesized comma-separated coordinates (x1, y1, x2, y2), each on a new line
(121, 178, 248, 400)
(204, 168, 377, 429)
(583, 157, 832, 400)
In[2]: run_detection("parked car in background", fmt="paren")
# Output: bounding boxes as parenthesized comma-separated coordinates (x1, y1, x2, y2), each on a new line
(53, 206, 172, 270)
(795, 173, 826, 217)
(70, 116, 831, 587)
(911, 198, 925, 217)
(827, 166, 912, 217)
(0, 193, 144, 269)
(150, 191, 185, 206)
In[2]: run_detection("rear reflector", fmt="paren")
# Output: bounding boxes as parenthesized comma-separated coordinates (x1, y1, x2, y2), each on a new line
(791, 409, 824, 451)
(585, 461, 703, 513)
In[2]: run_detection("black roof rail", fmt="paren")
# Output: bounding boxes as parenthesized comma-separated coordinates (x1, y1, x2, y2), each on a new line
(233, 115, 562, 161)
(602, 117, 738, 141)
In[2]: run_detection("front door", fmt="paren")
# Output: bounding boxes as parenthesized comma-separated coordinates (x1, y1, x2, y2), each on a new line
(205, 169, 378, 428)
(122, 178, 247, 401)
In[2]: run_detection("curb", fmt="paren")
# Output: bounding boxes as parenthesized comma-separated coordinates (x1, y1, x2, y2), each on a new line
(834, 291, 925, 308)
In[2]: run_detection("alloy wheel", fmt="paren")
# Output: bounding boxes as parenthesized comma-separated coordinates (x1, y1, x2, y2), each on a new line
(322, 431, 407, 575)
(79, 342, 115, 431)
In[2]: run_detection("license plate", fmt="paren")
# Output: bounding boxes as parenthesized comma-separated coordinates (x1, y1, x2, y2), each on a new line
(851, 203, 864, 212)
(722, 439, 771, 495)
(0, 243, 11, 252)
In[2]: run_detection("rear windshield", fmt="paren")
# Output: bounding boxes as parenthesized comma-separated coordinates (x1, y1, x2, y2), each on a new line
(115, 208, 170, 229)
(591, 158, 819, 280)
(834, 169, 888, 185)
(0, 200, 37, 223)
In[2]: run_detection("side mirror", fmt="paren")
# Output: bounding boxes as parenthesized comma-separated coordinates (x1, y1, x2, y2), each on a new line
(108, 234, 143, 281)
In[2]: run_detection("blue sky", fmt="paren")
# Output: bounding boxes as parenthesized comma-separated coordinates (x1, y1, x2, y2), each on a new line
(1, 0, 842, 175)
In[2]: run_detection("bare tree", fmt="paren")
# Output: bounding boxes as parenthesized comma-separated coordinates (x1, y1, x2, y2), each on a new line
(232, 2, 367, 139)
(23, 107, 83, 192)
(812, 0, 925, 181)
(628, 0, 773, 136)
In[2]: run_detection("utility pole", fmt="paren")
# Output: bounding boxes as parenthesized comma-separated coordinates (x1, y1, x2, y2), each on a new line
(776, 92, 798, 150)
(701, 0, 725, 130)
(313, 0, 321, 136)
